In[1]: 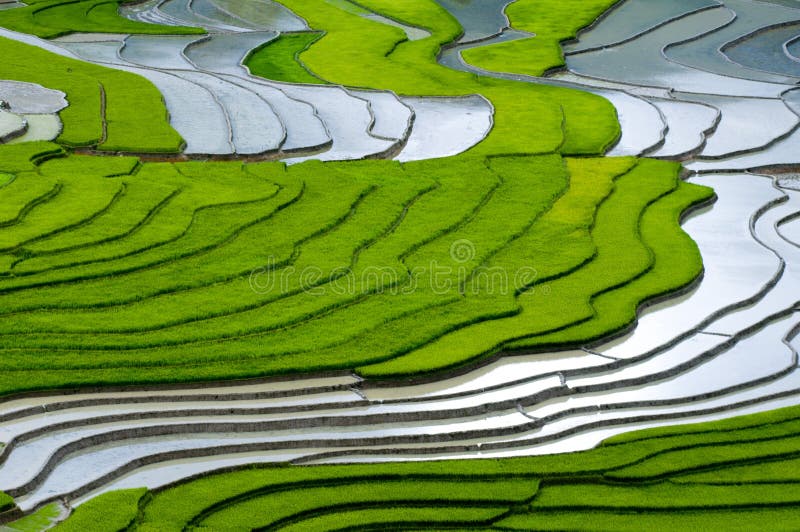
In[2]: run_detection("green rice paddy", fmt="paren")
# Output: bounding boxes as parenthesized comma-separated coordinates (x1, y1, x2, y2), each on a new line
(0, 0, 786, 528)
(0, 143, 710, 393)
(244, 33, 327, 84)
(44, 404, 800, 531)
(0, 0, 202, 38)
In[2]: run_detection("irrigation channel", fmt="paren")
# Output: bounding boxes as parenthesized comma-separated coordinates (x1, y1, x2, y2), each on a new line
(1, 0, 800, 518)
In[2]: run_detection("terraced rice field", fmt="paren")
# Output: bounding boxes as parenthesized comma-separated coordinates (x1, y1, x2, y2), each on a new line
(0, 0, 799, 529)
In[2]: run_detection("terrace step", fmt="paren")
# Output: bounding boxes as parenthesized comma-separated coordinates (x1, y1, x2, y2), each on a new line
(216, 74, 330, 153)
(648, 99, 719, 158)
(722, 22, 800, 79)
(177, 70, 285, 155)
(566, 6, 792, 98)
(118, 0, 195, 29)
(600, 173, 783, 360)
(0, 110, 26, 144)
(205, 0, 308, 32)
(704, 184, 800, 334)
(158, 0, 246, 32)
(664, 0, 800, 86)
(678, 93, 799, 160)
(394, 96, 493, 162)
(189, 0, 263, 32)
(778, 214, 800, 247)
(564, 0, 722, 54)
(183, 31, 279, 74)
(58, 39, 234, 154)
(282, 84, 396, 162)
(181, 32, 335, 153)
(349, 89, 414, 143)
(600, 90, 665, 157)
(120, 35, 200, 70)
(0, 80, 67, 114)
(433, 0, 513, 44)
(3, 114, 61, 144)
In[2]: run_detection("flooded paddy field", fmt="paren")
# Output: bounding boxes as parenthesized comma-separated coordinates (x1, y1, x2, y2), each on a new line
(1, 0, 800, 528)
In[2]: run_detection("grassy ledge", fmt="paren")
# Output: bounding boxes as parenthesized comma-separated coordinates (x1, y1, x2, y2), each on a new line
(244, 32, 328, 84)
(0, 0, 203, 38)
(49, 404, 800, 531)
(461, 0, 621, 77)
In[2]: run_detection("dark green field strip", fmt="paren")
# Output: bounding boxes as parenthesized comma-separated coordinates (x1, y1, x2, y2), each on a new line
(675, 455, 800, 484)
(19, 181, 180, 257)
(0, 174, 122, 252)
(353, 156, 632, 376)
(406, 154, 568, 289)
(0, 142, 65, 174)
(51, 488, 146, 532)
(195, 479, 535, 530)
(0, 151, 712, 392)
(0, 0, 203, 38)
(245, 32, 328, 84)
(531, 480, 800, 510)
(268, 506, 509, 532)
(138, 464, 543, 531)
(0, 37, 183, 152)
(358, 158, 691, 377)
(605, 433, 800, 481)
(512, 172, 715, 350)
(603, 400, 800, 447)
(0, 491, 13, 513)
(0, 170, 436, 347)
(45, 405, 800, 531)
(6, 166, 289, 282)
(0, 164, 290, 294)
(0, 174, 60, 228)
(495, 507, 800, 531)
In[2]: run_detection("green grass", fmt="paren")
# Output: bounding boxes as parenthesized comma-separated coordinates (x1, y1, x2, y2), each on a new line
(0, 0, 707, 396)
(0, 0, 203, 38)
(49, 404, 800, 531)
(196, 479, 533, 530)
(498, 508, 800, 531)
(51, 489, 147, 532)
(244, 32, 328, 84)
(0, 143, 709, 394)
(0, 503, 59, 532)
(461, 0, 620, 77)
(0, 0, 786, 530)
(275, 0, 621, 156)
(0, 37, 183, 152)
(0, 492, 13, 514)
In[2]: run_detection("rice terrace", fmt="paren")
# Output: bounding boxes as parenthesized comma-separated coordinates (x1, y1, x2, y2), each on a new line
(0, 0, 799, 529)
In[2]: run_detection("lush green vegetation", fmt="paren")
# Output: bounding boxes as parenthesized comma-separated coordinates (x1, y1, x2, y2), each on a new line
(244, 33, 327, 84)
(0, 492, 13, 514)
(46, 404, 800, 531)
(0, 0, 712, 393)
(462, 0, 620, 76)
(51, 489, 146, 532)
(0, 143, 710, 393)
(0, 37, 183, 152)
(0, 0, 203, 38)
(0, 0, 788, 529)
(275, 0, 621, 156)
(0, 503, 60, 532)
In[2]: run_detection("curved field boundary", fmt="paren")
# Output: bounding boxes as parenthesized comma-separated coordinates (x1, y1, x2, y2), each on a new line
(39, 403, 800, 531)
